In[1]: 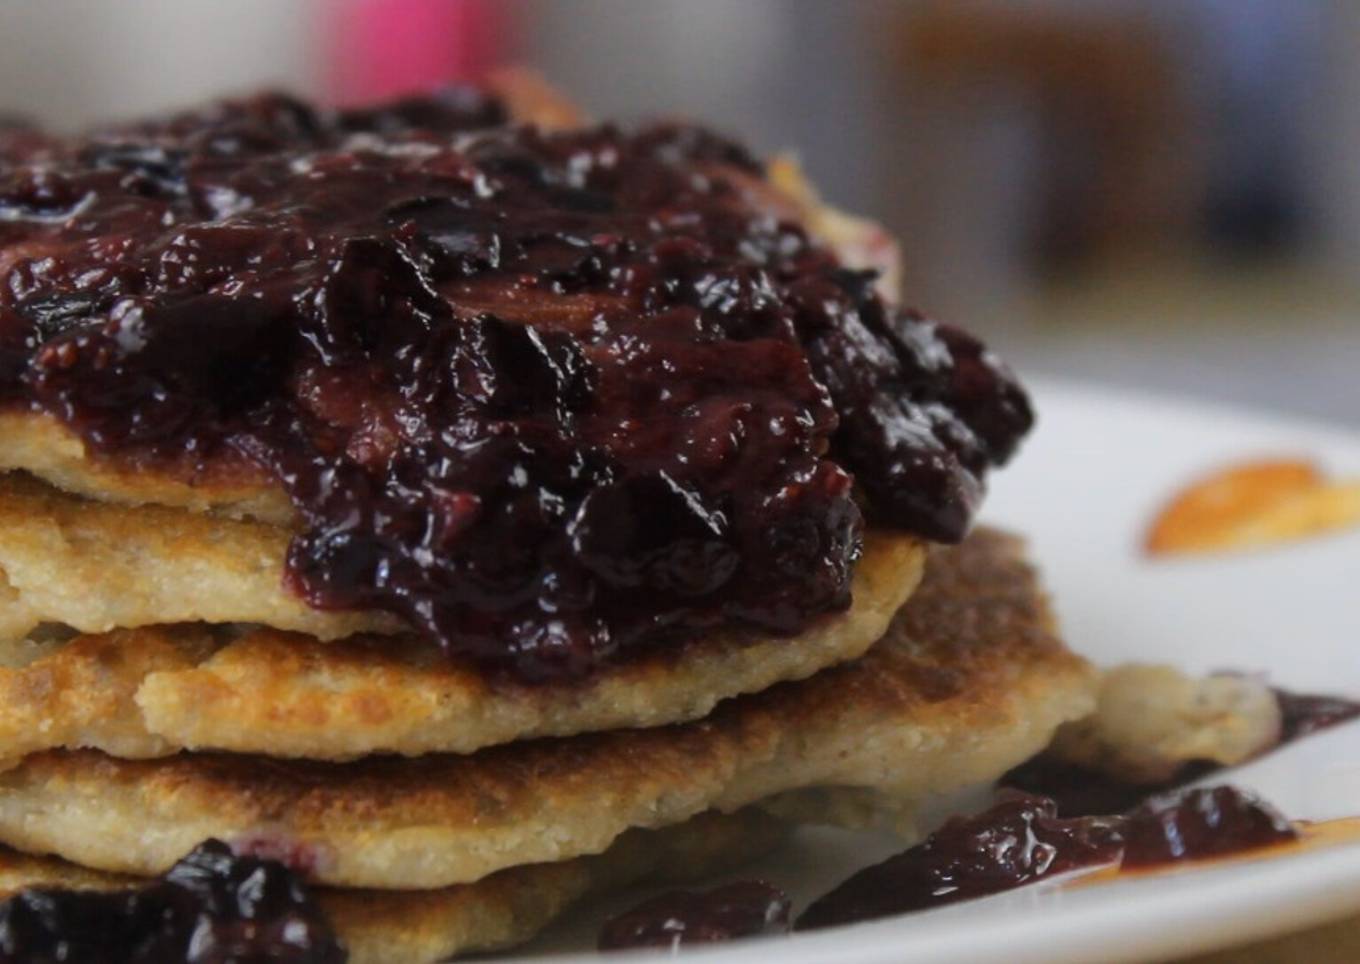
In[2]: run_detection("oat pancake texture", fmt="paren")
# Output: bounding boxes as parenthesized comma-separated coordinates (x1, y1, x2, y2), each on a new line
(0, 808, 787, 964)
(0, 474, 400, 642)
(0, 483, 923, 762)
(0, 529, 1096, 889)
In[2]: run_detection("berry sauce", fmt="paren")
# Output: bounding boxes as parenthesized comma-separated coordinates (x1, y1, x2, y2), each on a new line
(1119, 785, 1296, 869)
(1001, 756, 1221, 819)
(796, 786, 1295, 930)
(597, 880, 791, 951)
(0, 89, 1031, 679)
(796, 794, 1124, 930)
(0, 839, 344, 963)
(1275, 687, 1360, 742)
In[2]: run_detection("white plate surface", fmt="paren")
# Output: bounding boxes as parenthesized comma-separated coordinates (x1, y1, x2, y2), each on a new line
(515, 379, 1360, 964)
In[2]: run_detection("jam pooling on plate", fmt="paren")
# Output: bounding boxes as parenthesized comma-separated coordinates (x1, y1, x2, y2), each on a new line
(597, 880, 791, 951)
(1275, 686, 1360, 741)
(0, 90, 1030, 678)
(0, 840, 344, 963)
(796, 786, 1296, 931)
(1118, 785, 1296, 869)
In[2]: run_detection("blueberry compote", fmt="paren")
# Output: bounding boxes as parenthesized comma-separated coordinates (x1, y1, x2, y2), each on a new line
(597, 880, 791, 951)
(797, 786, 1295, 930)
(0, 89, 1031, 679)
(796, 794, 1124, 930)
(0, 840, 344, 963)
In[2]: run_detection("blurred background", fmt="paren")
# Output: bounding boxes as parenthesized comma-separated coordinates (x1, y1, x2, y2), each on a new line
(1, 0, 1355, 425)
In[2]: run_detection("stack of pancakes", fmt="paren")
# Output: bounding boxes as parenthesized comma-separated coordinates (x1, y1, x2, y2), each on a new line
(0, 78, 1096, 962)
(0, 486, 1091, 960)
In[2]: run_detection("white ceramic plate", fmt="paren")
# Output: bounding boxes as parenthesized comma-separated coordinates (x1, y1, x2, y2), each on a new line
(517, 379, 1360, 964)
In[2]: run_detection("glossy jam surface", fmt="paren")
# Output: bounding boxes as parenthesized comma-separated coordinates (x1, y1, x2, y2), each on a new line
(597, 880, 791, 951)
(1120, 785, 1296, 868)
(796, 794, 1123, 930)
(0, 89, 1030, 679)
(1275, 687, 1360, 741)
(0, 840, 344, 963)
(797, 786, 1295, 930)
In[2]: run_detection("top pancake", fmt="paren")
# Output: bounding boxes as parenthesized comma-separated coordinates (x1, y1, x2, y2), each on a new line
(0, 529, 1096, 889)
(0, 411, 295, 525)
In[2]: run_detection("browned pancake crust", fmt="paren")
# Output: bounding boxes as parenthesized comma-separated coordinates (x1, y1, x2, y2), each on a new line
(0, 808, 787, 964)
(0, 530, 1096, 888)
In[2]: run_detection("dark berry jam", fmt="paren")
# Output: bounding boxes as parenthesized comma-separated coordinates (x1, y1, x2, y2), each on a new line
(0, 839, 344, 963)
(1120, 785, 1296, 868)
(1001, 755, 1221, 818)
(0, 89, 1031, 679)
(1275, 687, 1360, 742)
(796, 794, 1123, 930)
(797, 785, 1296, 930)
(597, 880, 791, 951)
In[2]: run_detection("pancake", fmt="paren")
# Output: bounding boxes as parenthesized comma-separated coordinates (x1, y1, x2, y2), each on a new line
(0, 529, 1096, 888)
(0, 413, 294, 526)
(1044, 663, 1283, 784)
(0, 529, 921, 763)
(0, 480, 923, 764)
(0, 808, 787, 964)
(484, 65, 588, 132)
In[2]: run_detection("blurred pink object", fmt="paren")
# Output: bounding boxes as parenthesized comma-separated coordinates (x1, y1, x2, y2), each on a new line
(326, 0, 506, 104)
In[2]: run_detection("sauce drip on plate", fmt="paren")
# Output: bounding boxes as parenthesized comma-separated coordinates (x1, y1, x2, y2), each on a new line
(797, 786, 1295, 930)
(598, 880, 791, 951)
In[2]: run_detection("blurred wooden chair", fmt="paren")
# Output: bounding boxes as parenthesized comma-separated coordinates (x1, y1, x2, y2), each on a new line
(886, 0, 1202, 270)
